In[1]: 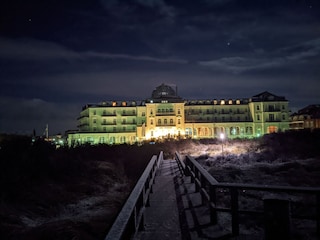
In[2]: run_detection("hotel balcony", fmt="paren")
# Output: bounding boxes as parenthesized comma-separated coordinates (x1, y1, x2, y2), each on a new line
(109, 129, 136, 133)
(101, 112, 117, 116)
(156, 123, 176, 127)
(264, 108, 281, 112)
(121, 122, 137, 125)
(121, 112, 136, 116)
(77, 115, 89, 120)
(101, 122, 117, 125)
(156, 112, 176, 116)
(77, 123, 89, 128)
(265, 118, 281, 122)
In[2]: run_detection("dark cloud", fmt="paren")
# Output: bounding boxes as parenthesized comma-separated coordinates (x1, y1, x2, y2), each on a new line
(0, 0, 319, 134)
(0, 96, 78, 135)
(198, 38, 320, 73)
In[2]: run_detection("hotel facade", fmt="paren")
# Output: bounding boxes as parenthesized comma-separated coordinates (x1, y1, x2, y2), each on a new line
(67, 84, 290, 146)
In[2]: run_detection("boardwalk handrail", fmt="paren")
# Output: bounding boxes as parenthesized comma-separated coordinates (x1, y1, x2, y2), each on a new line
(105, 151, 164, 240)
(175, 152, 320, 238)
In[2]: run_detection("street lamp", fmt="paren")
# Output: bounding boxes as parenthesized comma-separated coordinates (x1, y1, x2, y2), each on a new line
(220, 133, 225, 154)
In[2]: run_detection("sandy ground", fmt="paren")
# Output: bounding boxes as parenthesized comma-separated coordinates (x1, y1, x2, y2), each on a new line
(1, 133, 319, 239)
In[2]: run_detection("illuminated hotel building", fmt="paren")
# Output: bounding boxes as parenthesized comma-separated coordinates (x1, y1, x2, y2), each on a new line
(289, 104, 320, 130)
(67, 84, 290, 146)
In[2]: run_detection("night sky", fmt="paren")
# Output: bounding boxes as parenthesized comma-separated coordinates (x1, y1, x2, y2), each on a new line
(0, 0, 319, 135)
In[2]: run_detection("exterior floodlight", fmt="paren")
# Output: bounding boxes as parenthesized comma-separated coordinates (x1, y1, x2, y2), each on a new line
(220, 133, 225, 154)
(220, 133, 225, 140)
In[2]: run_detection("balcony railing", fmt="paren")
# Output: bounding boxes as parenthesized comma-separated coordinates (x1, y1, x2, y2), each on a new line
(77, 115, 89, 120)
(265, 119, 281, 122)
(101, 113, 117, 116)
(156, 113, 176, 116)
(264, 108, 281, 112)
(77, 123, 89, 128)
(108, 129, 136, 133)
(101, 122, 117, 125)
(121, 112, 136, 116)
(121, 122, 137, 125)
(156, 123, 176, 127)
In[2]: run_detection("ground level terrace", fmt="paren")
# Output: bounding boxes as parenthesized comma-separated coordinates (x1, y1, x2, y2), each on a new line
(67, 122, 289, 145)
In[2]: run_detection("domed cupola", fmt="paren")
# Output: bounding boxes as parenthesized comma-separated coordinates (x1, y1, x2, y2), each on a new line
(151, 83, 177, 99)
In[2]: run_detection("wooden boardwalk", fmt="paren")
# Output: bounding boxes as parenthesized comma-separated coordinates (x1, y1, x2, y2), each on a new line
(134, 159, 229, 240)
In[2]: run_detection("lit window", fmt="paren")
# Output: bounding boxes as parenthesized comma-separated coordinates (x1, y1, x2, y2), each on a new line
(112, 102, 117, 106)
(122, 101, 126, 106)
(268, 126, 277, 133)
(228, 100, 232, 104)
(221, 100, 225, 105)
(236, 100, 240, 104)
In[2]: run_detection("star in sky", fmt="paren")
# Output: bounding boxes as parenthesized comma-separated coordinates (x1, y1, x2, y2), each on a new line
(0, 0, 319, 134)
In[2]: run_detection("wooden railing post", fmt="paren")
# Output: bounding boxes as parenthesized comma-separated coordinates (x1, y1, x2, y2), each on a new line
(317, 193, 320, 239)
(264, 199, 291, 240)
(174, 153, 320, 239)
(230, 188, 239, 236)
(105, 153, 161, 240)
(210, 185, 217, 224)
